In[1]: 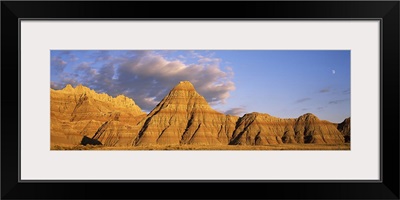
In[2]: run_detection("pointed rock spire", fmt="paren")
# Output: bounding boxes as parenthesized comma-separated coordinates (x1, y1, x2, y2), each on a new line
(134, 81, 237, 146)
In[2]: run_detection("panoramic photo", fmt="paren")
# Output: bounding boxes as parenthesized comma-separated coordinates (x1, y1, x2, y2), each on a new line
(50, 50, 350, 150)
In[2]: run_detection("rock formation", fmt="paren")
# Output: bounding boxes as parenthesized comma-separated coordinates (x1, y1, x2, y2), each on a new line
(229, 112, 344, 145)
(293, 113, 345, 144)
(50, 81, 349, 148)
(51, 84, 146, 147)
(337, 117, 351, 143)
(133, 81, 238, 146)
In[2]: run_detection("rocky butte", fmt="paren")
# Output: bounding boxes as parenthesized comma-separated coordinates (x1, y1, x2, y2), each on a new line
(134, 81, 238, 146)
(51, 84, 146, 146)
(50, 81, 350, 148)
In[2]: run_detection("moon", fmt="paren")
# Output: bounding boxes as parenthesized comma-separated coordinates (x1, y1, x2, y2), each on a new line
(332, 69, 336, 75)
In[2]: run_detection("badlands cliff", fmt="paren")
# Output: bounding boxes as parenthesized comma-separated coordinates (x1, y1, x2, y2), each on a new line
(229, 112, 344, 145)
(337, 117, 351, 143)
(51, 84, 146, 146)
(134, 81, 238, 146)
(50, 81, 349, 148)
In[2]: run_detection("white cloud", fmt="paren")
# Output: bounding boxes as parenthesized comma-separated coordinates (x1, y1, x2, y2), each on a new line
(295, 97, 311, 103)
(116, 52, 235, 110)
(50, 56, 67, 74)
(52, 51, 236, 112)
(76, 62, 96, 75)
(51, 73, 79, 89)
(225, 107, 246, 116)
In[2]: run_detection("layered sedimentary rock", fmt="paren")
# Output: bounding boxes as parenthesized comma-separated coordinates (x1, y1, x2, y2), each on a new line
(133, 81, 238, 146)
(51, 84, 146, 147)
(51, 84, 144, 122)
(293, 113, 345, 144)
(51, 81, 349, 148)
(230, 113, 296, 145)
(230, 112, 345, 145)
(337, 117, 351, 143)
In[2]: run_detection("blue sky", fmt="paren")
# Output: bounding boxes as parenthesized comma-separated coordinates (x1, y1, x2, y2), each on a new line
(51, 50, 350, 123)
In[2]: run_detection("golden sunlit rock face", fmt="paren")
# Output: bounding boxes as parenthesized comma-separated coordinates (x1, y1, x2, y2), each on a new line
(51, 84, 146, 146)
(229, 112, 344, 145)
(50, 81, 348, 148)
(134, 81, 238, 146)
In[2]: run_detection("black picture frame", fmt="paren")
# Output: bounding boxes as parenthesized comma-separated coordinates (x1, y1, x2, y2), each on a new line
(1, 1, 399, 199)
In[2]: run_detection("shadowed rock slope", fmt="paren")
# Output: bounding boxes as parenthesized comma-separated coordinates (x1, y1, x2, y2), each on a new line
(50, 81, 348, 147)
(51, 84, 146, 147)
(337, 117, 351, 143)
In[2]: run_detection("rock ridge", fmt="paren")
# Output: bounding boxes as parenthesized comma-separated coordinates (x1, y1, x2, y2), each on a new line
(51, 81, 349, 147)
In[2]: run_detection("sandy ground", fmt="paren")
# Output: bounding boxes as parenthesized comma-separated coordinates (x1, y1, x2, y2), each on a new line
(51, 143, 350, 150)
